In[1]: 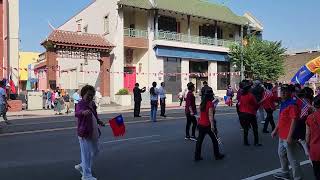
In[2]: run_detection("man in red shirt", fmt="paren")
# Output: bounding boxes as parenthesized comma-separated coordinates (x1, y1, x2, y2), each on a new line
(306, 95, 320, 180)
(185, 82, 197, 141)
(272, 85, 303, 180)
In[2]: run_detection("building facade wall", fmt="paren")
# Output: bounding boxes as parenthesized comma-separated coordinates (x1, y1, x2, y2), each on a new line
(8, 0, 19, 86)
(57, 57, 100, 90)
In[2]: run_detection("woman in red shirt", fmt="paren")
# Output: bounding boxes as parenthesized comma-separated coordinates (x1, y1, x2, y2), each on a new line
(239, 81, 262, 146)
(306, 95, 320, 180)
(194, 89, 225, 161)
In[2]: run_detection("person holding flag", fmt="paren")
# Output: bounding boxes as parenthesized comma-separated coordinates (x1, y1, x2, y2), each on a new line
(272, 85, 303, 180)
(306, 95, 320, 180)
(74, 85, 105, 180)
(293, 87, 314, 158)
(194, 89, 225, 161)
(239, 81, 262, 146)
(262, 83, 276, 133)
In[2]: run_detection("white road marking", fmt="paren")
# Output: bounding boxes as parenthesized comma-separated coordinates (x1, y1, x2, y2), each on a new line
(102, 135, 160, 144)
(0, 112, 237, 137)
(242, 160, 311, 180)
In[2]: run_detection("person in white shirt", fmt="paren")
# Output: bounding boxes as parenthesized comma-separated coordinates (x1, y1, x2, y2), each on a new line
(158, 82, 166, 117)
(150, 82, 159, 122)
(95, 87, 102, 112)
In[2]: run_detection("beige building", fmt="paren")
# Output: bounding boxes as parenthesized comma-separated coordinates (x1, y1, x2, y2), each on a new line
(45, 0, 262, 103)
(0, 0, 19, 87)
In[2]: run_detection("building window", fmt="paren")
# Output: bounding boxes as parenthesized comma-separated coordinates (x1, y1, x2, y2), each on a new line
(104, 16, 109, 34)
(76, 19, 82, 32)
(217, 62, 230, 90)
(83, 25, 88, 33)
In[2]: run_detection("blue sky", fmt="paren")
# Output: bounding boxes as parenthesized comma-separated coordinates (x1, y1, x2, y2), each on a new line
(20, 0, 320, 52)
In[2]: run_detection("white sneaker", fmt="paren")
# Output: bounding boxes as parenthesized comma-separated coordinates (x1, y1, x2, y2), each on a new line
(75, 164, 83, 176)
(81, 177, 97, 180)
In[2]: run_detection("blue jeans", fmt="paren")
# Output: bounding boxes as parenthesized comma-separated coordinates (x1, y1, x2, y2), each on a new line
(150, 100, 158, 122)
(78, 137, 99, 179)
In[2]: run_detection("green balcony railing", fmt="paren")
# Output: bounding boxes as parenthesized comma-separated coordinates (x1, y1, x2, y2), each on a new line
(124, 28, 148, 39)
(156, 30, 238, 48)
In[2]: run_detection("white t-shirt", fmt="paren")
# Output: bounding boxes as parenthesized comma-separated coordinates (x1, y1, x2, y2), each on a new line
(0, 87, 6, 105)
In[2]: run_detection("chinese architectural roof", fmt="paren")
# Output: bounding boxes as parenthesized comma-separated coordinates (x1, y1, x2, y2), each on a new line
(42, 30, 114, 50)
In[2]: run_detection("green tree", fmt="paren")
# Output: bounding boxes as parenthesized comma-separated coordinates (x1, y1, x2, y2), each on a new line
(229, 36, 286, 81)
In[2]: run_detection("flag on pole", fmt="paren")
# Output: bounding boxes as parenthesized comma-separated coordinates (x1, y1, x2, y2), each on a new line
(109, 115, 126, 137)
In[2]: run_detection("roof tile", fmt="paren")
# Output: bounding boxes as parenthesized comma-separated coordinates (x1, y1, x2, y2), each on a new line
(44, 30, 114, 49)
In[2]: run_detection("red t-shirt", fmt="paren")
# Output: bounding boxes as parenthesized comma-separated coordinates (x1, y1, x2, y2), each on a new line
(199, 101, 212, 127)
(306, 110, 320, 161)
(239, 93, 259, 115)
(278, 105, 299, 140)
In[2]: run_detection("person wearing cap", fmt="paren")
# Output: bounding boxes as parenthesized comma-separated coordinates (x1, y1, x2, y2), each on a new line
(194, 89, 225, 161)
(185, 82, 197, 141)
(239, 80, 262, 146)
(272, 85, 303, 180)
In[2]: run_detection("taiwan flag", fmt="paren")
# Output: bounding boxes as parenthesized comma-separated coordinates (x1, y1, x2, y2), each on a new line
(109, 115, 126, 137)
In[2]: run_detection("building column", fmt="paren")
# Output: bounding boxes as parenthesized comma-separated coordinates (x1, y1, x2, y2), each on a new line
(214, 21, 218, 45)
(154, 10, 159, 39)
(110, 8, 124, 101)
(45, 49, 57, 90)
(187, 15, 191, 42)
(181, 59, 189, 90)
(100, 52, 111, 97)
(208, 61, 217, 91)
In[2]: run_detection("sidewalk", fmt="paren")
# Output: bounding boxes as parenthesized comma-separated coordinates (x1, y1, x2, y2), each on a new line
(6, 102, 183, 118)
(6, 101, 229, 119)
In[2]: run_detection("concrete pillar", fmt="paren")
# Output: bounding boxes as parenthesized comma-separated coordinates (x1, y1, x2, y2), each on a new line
(154, 10, 158, 39)
(181, 59, 189, 90)
(208, 61, 217, 91)
(100, 52, 111, 97)
(214, 21, 218, 45)
(8, 0, 19, 88)
(110, 8, 124, 101)
(45, 50, 57, 89)
(187, 15, 191, 42)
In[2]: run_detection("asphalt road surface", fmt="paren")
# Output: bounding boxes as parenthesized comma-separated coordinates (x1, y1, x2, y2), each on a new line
(0, 107, 315, 180)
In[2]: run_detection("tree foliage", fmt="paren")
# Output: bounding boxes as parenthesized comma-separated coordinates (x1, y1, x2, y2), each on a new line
(229, 36, 286, 81)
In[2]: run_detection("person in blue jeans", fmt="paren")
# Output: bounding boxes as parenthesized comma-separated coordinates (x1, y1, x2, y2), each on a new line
(150, 82, 159, 122)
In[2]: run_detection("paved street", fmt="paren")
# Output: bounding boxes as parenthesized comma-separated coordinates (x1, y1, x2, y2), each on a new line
(0, 107, 314, 180)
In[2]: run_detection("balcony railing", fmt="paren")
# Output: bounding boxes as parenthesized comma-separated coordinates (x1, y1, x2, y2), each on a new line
(124, 28, 148, 39)
(156, 30, 238, 48)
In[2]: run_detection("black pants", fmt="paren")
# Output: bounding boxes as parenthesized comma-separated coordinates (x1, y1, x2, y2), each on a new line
(134, 101, 141, 116)
(179, 98, 183, 106)
(195, 125, 221, 159)
(74, 103, 78, 112)
(186, 114, 197, 137)
(239, 113, 260, 145)
(263, 109, 275, 131)
(160, 98, 166, 116)
(313, 161, 320, 180)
